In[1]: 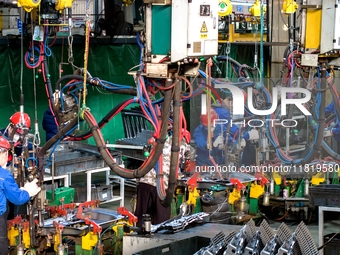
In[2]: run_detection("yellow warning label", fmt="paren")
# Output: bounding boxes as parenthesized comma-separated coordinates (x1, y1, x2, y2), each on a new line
(200, 34, 208, 39)
(200, 21, 208, 33)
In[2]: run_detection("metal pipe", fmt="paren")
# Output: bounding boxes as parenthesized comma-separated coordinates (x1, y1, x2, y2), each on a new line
(300, 0, 307, 47)
(145, 5, 152, 60)
(29, 202, 35, 247)
(161, 77, 181, 207)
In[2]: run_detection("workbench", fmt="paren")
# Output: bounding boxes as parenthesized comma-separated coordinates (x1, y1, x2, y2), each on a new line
(122, 223, 242, 255)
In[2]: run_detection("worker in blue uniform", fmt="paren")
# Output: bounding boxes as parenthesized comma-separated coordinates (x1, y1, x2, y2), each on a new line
(1, 112, 38, 219)
(193, 108, 229, 167)
(42, 107, 58, 142)
(212, 96, 259, 166)
(1, 112, 32, 157)
(0, 136, 40, 255)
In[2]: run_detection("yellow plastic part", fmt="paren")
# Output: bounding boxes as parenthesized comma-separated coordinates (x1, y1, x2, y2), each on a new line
(17, 0, 41, 12)
(7, 227, 30, 248)
(305, 9, 321, 50)
(218, 0, 232, 17)
(249, 183, 265, 199)
(23, 229, 30, 249)
(273, 172, 282, 185)
(228, 189, 241, 204)
(112, 225, 119, 236)
(55, 0, 74, 12)
(82, 231, 99, 251)
(8, 227, 18, 246)
(187, 188, 200, 205)
(249, 0, 266, 17)
(53, 231, 61, 252)
(122, 0, 134, 6)
(311, 172, 325, 185)
(219, 24, 268, 43)
(283, 0, 298, 14)
(112, 220, 131, 235)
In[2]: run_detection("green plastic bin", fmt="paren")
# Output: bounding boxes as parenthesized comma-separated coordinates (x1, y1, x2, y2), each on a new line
(46, 187, 75, 206)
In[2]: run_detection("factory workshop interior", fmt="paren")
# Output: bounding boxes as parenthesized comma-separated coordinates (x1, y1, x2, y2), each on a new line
(1, 0, 340, 254)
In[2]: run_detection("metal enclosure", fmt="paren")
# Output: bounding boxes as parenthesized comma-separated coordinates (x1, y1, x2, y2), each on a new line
(320, 0, 340, 54)
(147, 0, 218, 63)
(0, 8, 20, 35)
(268, 0, 289, 79)
(171, 0, 188, 62)
(186, 0, 219, 58)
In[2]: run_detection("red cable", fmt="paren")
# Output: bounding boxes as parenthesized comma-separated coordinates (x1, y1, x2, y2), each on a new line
(70, 98, 137, 141)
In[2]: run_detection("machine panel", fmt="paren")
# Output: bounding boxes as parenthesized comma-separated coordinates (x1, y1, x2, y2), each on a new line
(187, 0, 219, 57)
(320, 0, 340, 53)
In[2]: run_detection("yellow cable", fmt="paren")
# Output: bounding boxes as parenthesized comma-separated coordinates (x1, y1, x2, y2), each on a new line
(82, 20, 91, 108)
(203, 89, 216, 104)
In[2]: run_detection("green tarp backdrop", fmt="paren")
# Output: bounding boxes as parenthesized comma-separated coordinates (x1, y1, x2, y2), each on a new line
(0, 42, 141, 145)
(0, 40, 261, 146)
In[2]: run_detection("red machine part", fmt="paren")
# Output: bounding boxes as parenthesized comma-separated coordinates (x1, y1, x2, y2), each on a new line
(46, 203, 76, 217)
(22, 221, 30, 232)
(53, 221, 65, 233)
(84, 218, 102, 234)
(7, 216, 31, 231)
(76, 200, 100, 219)
(230, 178, 245, 191)
(186, 171, 201, 190)
(7, 215, 23, 228)
(117, 207, 138, 225)
(254, 173, 269, 187)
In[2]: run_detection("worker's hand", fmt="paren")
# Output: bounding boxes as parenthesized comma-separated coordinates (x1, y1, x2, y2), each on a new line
(236, 138, 246, 150)
(248, 129, 259, 140)
(213, 135, 224, 150)
(23, 179, 41, 197)
(324, 128, 334, 137)
(240, 138, 246, 148)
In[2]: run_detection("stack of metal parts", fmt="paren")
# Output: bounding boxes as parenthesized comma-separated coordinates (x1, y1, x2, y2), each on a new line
(193, 231, 236, 255)
(261, 221, 300, 255)
(193, 220, 319, 255)
(225, 219, 258, 254)
(295, 221, 319, 255)
(151, 212, 209, 233)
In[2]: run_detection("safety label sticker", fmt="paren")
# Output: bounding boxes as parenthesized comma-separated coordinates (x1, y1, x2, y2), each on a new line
(200, 21, 208, 39)
(200, 21, 208, 33)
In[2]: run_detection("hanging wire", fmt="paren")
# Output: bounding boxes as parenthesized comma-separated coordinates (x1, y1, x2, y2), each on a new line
(259, 0, 265, 82)
(81, 21, 90, 109)
(20, 8, 24, 98)
(81, 0, 92, 110)
(32, 13, 40, 146)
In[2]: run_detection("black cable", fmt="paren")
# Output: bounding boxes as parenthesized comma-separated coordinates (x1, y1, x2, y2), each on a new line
(317, 231, 340, 251)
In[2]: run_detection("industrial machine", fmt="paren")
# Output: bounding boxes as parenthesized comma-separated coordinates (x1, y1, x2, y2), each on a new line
(218, 0, 268, 43)
(2, 0, 340, 253)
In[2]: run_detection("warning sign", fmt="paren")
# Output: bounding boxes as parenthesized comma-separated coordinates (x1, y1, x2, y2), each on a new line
(200, 21, 208, 33)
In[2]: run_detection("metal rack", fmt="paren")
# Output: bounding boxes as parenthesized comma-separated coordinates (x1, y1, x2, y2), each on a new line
(318, 206, 340, 255)
(85, 167, 125, 206)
